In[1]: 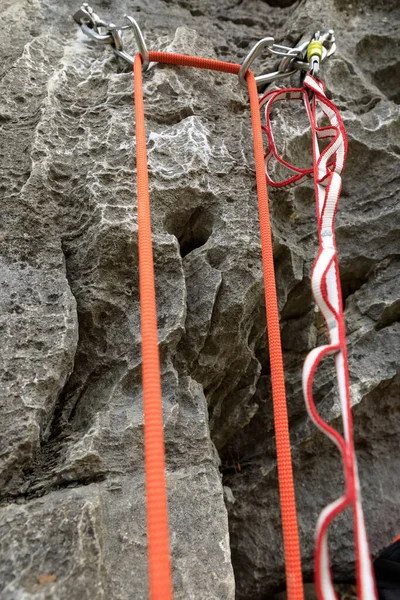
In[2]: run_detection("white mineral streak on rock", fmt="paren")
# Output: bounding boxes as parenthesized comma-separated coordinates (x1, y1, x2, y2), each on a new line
(148, 115, 234, 179)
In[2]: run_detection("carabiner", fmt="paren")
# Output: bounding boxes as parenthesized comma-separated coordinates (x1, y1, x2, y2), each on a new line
(238, 37, 274, 87)
(239, 31, 337, 89)
(118, 16, 149, 69)
(239, 37, 305, 88)
(73, 4, 149, 71)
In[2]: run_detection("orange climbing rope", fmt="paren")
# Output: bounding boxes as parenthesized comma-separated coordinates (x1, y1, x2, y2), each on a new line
(134, 55, 173, 600)
(133, 51, 303, 600)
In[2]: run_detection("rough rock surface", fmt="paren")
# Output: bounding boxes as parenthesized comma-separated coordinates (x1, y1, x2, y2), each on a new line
(0, 0, 399, 599)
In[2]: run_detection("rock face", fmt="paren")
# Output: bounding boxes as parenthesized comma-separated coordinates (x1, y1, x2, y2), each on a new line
(0, 0, 398, 599)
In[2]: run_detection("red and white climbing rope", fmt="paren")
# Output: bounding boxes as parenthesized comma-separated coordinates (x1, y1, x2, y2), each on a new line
(260, 75, 377, 600)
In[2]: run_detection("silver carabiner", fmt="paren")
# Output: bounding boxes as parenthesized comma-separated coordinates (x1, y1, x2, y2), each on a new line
(73, 4, 149, 70)
(239, 37, 306, 88)
(113, 16, 149, 69)
(80, 24, 113, 44)
(278, 40, 309, 74)
(239, 31, 337, 89)
(238, 37, 275, 87)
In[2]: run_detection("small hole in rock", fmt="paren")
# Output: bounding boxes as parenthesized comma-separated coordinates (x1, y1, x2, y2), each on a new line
(177, 207, 213, 258)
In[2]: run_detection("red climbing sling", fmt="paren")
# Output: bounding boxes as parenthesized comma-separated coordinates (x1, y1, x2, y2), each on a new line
(133, 52, 303, 600)
(260, 75, 378, 599)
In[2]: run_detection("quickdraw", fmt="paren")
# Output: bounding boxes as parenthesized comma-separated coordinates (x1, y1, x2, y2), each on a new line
(74, 6, 377, 600)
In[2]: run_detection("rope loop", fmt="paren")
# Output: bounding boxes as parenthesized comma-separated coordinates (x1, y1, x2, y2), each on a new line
(134, 50, 304, 600)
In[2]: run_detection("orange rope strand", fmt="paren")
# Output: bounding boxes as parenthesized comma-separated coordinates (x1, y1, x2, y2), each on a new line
(134, 54, 173, 600)
(133, 51, 303, 600)
(247, 70, 304, 600)
(148, 51, 241, 74)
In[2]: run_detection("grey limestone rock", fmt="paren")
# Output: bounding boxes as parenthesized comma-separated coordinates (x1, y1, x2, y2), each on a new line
(0, 0, 399, 599)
